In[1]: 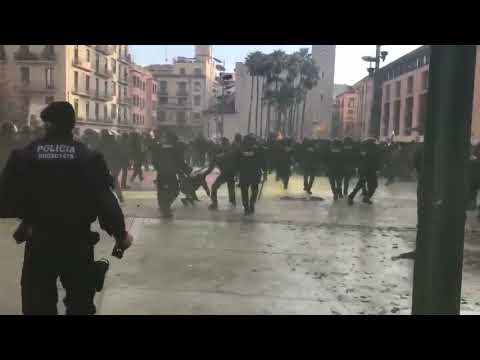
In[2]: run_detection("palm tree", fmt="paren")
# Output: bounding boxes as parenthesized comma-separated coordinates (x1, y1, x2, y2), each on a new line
(299, 55, 320, 140)
(269, 50, 287, 133)
(245, 52, 257, 134)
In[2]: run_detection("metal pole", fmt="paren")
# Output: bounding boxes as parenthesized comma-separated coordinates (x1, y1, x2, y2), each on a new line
(412, 45, 477, 315)
(220, 59, 225, 137)
(370, 45, 382, 138)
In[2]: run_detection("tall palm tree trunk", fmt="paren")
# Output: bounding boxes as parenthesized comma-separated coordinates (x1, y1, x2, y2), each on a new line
(247, 75, 254, 133)
(295, 100, 301, 140)
(255, 76, 260, 136)
(266, 100, 271, 137)
(260, 78, 265, 138)
(300, 96, 307, 141)
(292, 101, 297, 139)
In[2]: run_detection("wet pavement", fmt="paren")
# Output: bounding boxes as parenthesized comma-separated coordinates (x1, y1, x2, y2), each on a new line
(1, 173, 480, 314)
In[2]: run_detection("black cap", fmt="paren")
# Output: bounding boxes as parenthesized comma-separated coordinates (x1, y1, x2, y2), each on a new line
(40, 101, 76, 132)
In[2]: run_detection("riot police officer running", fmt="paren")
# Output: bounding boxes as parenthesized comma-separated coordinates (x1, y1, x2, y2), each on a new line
(0, 101, 132, 315)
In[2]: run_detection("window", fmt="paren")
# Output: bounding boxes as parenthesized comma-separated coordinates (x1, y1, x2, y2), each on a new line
(124, 87, 127, 97)
(179, 68, 186, 75)
(104, 80, 108, 95)
(111, 59, 116, 74)
(385, 84, 391, 100)
(85, 75, 90, 91)
(74, 99, 79, 116)
(407, 76, 413, 94)
(159, 81, 167, 94)
(178, 97, 187, 106)
(124, 108, 127, 121)
(194, 68, 202, 76)
(45, 96, 54, 104)
(86, 49, 90, 62)
(422, 70, 429, 90)
(158, 110, 166, 122)
(112, 81, 115, 95)
(74, 46, 79, 61)
(20, 66, 30, 83)
(153, 83, 157, 93)
(393, 100, 401, 135)
(86, 102, 90, 119)
(193, 112, 201, 120)
(404, 97, 414, 136)
(320, 95, 324, 102)
(322, 71, 324, 79)
(95, 78, 99, 94)
(104, 62, 108, 74)
(395, 81, 401, 97)
(95, 103, 99, 120)
(45, 68, 54, 88)
(142, 82, 145, 91)
(383, 103, 390, 137)
(176, 111, 186, 124)
(96, 53, 99, 71)
(104, 105, 108, 121)
(177, 82, 187, 94)
(159, 97, 168, 104)
(194, 81, 201, 92)
(74, 71, 78, 91)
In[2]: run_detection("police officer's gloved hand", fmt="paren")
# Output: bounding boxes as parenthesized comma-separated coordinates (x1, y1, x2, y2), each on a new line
(112, 231, 133, 259)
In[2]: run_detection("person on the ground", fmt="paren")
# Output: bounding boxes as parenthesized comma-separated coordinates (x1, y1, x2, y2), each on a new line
(348, 138, 380, 205)
(207, 137, 238, 210)
(0, 101, 132, 315)
(238, 134, 267, 215)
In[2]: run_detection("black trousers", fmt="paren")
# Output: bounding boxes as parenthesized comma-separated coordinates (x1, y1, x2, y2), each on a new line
(328, 175, 343, 197)
(131, 160, 144, 182)
(349, 172, 378, 200)
(277, 167, 291, 189)
(303, 167, 315, 191)
(120, 164, 129, 188)
(211, 173, 236, 206)
(240, 183, 259, 212)
(111, 168, 124, 203)
(156, 174, 179, 215)
(21, 237, 96, 315)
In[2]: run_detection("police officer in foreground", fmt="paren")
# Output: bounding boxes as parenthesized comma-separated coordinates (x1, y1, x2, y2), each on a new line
(0, 101, 132, 315)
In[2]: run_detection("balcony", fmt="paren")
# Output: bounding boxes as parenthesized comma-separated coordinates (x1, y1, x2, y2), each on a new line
(118, 76, 128, 85)
(92, 90, 114, 102)
(158, 101, 192, 110)
(118, 53, 131, 64)
(15, 46, 56, 64)
(158, 90, 168, 96)
(118, 97, 131, 105)
(72, 87, 93, 98)
(20, 81, 56, 94)
(73, 57, 92, 72)
(95, 67, 113, 78)
(176, 90, 188, 97)
(95, 45, 114, 56)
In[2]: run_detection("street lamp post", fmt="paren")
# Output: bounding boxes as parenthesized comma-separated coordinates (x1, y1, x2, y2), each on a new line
(362, 45, 388, 139)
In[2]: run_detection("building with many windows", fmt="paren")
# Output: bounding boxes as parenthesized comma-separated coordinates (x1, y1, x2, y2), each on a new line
(129, 63, 157, 131)
(146, 45, 217, 139)
(0, 45, 134, 133)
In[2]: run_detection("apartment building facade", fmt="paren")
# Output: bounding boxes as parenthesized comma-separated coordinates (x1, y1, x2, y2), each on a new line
(0, 45, 134, 133)
(146, 45, 216, 138)
(130, 63, 157, 131)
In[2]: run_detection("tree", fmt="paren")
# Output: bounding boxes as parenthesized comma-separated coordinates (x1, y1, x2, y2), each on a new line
(245, 51, 263, 134)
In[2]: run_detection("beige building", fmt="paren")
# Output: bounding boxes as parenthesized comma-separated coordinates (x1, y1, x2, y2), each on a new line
(0, 45, 134, 133)
(146, 45, 217, 139)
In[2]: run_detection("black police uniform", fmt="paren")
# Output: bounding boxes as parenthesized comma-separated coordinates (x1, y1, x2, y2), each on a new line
(238, 141, 267, 215)
(348, 141, 380, 204)
(300, 140, 317, 194)
(276, 139, 294, 190)
(0, 133, 126, 315)
(341, 140, 360, 196)
(152, 138, 188, 217)
(325, 142, 344, 200)
(207, 144, 238, 209)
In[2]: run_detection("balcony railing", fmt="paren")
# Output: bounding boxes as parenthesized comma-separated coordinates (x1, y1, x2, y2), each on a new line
(73, 57, 92, 71)
(95, 67, 113, 78)
(118, 76, 128, 85)
(158, 90, 168, 96)
(176, 91, 188, 96)
(118, 53, 132, 64)
(72, 87, 93, 97)
(92, 90, 114, 102)
(15, 46, 56, 63)
(20, 81, 56, 93)
(95, 45, 114, 55)
(118, 97, 131, 105)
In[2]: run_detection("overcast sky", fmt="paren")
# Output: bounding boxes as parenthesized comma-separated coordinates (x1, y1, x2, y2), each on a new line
(130, 45, 422, 85)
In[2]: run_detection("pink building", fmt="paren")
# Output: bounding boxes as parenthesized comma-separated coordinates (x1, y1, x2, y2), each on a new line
(335, 89, 357, 138)
(129, 64, 157, 131)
